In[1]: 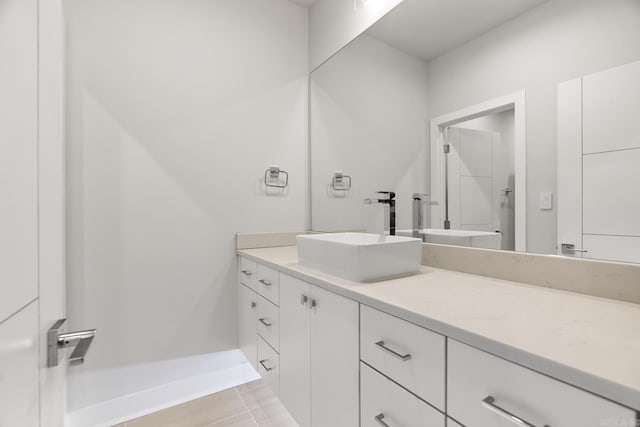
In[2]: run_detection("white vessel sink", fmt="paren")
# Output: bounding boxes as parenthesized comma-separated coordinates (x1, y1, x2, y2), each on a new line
(396, 228, 502, 249)
(296, 232, 422, 282)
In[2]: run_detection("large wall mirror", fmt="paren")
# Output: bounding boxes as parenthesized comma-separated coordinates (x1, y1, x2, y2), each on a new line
(309, 0, 640, 264)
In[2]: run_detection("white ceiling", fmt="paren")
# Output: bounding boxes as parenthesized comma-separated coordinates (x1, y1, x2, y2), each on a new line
(366, 0, 548, 61)
(288, 0, 319, 7)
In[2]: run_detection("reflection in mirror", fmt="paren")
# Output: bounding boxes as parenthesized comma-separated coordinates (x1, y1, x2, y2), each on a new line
(442, 112, 516, 251)
(309, 0, 640, 264)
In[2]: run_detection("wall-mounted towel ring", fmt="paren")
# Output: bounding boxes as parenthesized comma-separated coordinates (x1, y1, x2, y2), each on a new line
(265, 165, 289, 189)
(331, 172, 352, 191)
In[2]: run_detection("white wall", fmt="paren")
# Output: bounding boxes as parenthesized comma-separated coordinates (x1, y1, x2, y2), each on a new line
(426, 0, 640, 253)
(310, 34, 429, 233)
(64, 0, 308, 410)
(309, 0, 403, 70)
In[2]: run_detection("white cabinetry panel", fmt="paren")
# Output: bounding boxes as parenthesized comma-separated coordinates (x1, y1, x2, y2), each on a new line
(360, 304, 445, 410)
(448, 340, 635, 427)
(310, 286, 359, 427)
(583, 149, 640, 237)
(257, 294, 280, 352)
(583, 234, 640, 264)
(257, 336, 279, 397)
(238, 257, 256, 290)
(238, 283, 258, 370)
(583, 60, 640, 154)
(0, 0, 38, 323)
(361, 363, 445, 427)
(0, 302, 39, 427)
(279, 274, 311, 427)
(256, 264, 280, 306)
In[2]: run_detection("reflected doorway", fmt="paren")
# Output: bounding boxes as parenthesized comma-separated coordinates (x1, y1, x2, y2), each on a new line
(443, 110, 516, 251)
(430, 91, 526, 252)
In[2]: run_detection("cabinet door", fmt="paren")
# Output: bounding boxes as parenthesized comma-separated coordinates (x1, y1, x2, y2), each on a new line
(310, 286, 359, 427)
(279, 274, 311, 427)
(238, 283, 258, 370)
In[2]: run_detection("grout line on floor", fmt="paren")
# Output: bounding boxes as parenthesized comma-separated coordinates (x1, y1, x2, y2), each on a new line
(235, 385, 261, 427)
(206, 408, 254, 427)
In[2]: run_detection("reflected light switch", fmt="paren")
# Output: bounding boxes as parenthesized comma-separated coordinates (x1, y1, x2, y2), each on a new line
(540, 192, 553, 210)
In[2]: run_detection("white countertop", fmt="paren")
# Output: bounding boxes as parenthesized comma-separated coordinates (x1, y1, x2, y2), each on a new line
(237, 246, 640, 410)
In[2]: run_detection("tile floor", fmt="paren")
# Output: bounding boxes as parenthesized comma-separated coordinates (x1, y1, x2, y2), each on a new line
(113, 380, 299, 427)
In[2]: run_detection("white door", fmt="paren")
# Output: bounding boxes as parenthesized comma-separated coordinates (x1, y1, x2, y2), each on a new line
(279, 274, 311, 427)
(0, 0, 66, 426)
(446, 128, 502, 233)
(309, 286, 359, 427)
(558, 60, 640, 263)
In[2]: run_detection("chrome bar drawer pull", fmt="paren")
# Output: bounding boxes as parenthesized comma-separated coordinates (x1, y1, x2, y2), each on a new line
(259, 318, 272, 327)
(241, 269, 253, 276)
(258, 279, 272, 286)
(375, 413, 391, 427)
(375, 340, 412, 361)
(482, 396, 549, 427)
(259, 359, 273, 371)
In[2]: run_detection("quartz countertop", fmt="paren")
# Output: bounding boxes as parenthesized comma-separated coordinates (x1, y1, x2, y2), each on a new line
(237, 246, 640, 410)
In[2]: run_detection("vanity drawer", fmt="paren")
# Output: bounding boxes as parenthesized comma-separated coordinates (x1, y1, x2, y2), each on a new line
(257, 336, 279, 397)
(238, 257, 256, 289)
(257, 294, 279, 352)
(448, 339, 636, 427)
(361, 362, 445, 427)
(256, 263, 279, 305)
(360, 305, 446, 410)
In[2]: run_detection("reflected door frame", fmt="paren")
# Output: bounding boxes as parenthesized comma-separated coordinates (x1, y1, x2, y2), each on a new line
(429, 91, 527, 252)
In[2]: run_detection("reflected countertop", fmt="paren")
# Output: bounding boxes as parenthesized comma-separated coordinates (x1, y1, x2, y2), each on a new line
(237, 245, 640, 410)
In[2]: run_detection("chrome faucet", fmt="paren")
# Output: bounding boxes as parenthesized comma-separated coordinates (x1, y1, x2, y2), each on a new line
(364, 191, 396, 235)
(412, 193, 430, 239)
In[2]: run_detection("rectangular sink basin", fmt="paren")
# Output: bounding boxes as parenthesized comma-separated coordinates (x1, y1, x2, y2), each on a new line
(296, 233, 422, 282)
(396, 229, 502, 249)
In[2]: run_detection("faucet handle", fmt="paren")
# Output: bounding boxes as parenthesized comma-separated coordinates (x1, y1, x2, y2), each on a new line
(376, 191, 396, 199)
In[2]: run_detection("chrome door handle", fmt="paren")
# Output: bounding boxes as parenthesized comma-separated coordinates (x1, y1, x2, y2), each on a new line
(482, 396, 550, 427)
(309, 298, 317, 309)
(561, 243, 588, 254)
(259, 359, 273, 371)
(241, 269, 253, 276)
(47, 319, 97, 367)
(250, 301, 257, 309)
(259, 318, 272, 327)
(375, 413, 390, 427)
(301, 294, 308, 305)
(258, 279, 272, 286)
(375, 340, 412, 361)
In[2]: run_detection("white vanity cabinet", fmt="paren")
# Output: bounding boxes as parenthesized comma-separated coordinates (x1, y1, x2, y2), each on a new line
(238, 252, 637, 427)
(279, 273, 359, 427)
(448, 339, 636, 427)
(237, 256, 281, 383)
